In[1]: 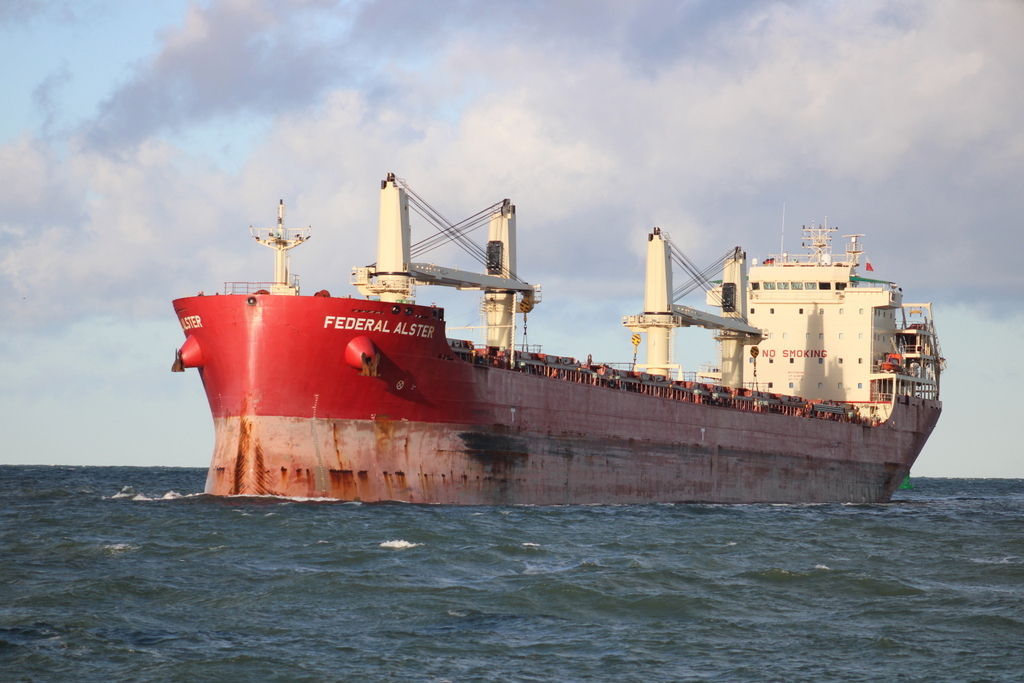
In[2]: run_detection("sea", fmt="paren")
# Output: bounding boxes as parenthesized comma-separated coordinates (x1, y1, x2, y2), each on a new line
(1, 467, 1021, 682)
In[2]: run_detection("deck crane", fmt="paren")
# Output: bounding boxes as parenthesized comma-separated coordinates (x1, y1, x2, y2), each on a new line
(623, 228, 762, 387)
(351, 173, 540, 352)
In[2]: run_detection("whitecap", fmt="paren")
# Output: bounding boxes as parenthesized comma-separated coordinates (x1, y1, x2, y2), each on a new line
(380, 540, 421, 549)
(969, 556, 1020, 565)
(521, 542, 540, 547)
(108, 488, 200, 501)
(103, 543, 137, 554)
(814, 564, 831, 570)
(222, 493, 358, 503)
(110, 486, 136, 499)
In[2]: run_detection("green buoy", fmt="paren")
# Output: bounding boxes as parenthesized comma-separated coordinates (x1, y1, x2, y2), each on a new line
(898, 474, 913, 490)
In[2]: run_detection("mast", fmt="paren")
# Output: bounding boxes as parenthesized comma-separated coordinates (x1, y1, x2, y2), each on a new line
(483, 199, 517, 349)
(715, 247, 753, 388)
(251, 200, 309, 295)
(639, 228, 676, 377)
(373, 173, 415, 303)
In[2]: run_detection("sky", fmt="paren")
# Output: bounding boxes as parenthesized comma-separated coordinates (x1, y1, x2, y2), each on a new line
(1, 0, 1022, 476)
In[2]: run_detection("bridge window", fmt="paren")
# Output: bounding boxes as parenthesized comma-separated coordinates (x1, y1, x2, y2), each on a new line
(819, 282, 832, 290)
(805, 282, 817, 290)
(763, 282, 776, 290)
(836, 282, 847, 290)
(791, 282, 803, 290)
(751, 282, 760, 290)
(777, 282, 789, 290)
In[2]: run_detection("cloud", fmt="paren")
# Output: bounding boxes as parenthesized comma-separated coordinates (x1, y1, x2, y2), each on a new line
(0, 0, 85, 25)
(84, 0, 353, 150)
(74, 0, 806, 151)
(31, 60, 72, 137)
(0, 133, 255, 329)
(3, 0, 1023, 337)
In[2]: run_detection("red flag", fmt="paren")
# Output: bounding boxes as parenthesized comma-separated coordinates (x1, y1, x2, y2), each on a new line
(865, 260, 874, 272)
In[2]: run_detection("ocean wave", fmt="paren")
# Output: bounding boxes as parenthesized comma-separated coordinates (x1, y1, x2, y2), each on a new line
(107, 486, 199, 501)
(102, 543, 138, 554)
(5, 467, 1023, 682)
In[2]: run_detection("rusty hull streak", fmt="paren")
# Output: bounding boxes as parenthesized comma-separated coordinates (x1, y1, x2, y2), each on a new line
(231, 416, 269, 495)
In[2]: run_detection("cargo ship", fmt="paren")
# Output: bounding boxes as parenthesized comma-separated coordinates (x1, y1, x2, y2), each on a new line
(172, 173, 943, 503)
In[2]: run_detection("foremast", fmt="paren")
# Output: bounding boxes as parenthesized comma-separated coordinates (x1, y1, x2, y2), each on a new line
(251, 200, 310, 295)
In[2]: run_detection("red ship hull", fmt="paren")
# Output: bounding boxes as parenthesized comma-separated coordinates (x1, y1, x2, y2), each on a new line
(173, 294, 941, 504)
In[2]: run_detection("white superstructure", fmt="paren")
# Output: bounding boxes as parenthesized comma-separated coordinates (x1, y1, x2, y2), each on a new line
(706, 221, 943, 420)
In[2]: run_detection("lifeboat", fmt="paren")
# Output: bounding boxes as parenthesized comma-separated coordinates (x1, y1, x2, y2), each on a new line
(880, 353, 903, 373)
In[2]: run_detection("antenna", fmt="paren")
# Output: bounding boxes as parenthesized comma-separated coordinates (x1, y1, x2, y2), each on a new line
(780, 202, 786, 255)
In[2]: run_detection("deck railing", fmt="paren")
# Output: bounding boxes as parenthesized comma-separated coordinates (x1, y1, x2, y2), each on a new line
(223, 276, 300, 295)
(448, 342, 886, 427)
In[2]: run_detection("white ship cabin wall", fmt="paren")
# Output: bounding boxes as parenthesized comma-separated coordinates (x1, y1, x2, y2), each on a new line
(741, 263, 903, 403)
